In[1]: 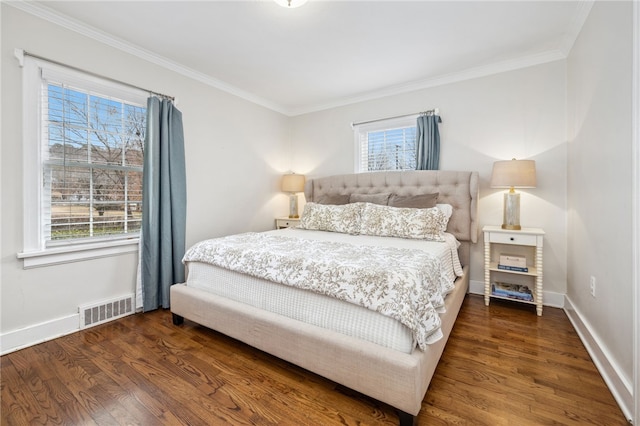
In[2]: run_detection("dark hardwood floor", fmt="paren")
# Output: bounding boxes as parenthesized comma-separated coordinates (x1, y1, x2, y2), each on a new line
(1, 294, 628, 425)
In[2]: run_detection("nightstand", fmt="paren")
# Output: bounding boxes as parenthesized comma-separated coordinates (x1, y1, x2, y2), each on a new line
(275, 217, 300, 229)
(483, 225, 544, 315)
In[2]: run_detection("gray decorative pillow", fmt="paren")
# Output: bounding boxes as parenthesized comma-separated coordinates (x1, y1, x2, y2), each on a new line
(349, 192, 391, 205)
(315, 194, 350, 205)
(388, 192, 439, 209)
(299, 202, 363, 235)
(359, 203, 448, 241)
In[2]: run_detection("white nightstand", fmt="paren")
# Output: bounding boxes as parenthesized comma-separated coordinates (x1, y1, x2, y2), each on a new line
(275, 217, 300, 229)
(483, 225, 545, 315)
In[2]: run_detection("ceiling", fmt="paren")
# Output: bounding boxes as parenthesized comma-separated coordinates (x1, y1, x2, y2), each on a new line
(16, 1, 591, 116)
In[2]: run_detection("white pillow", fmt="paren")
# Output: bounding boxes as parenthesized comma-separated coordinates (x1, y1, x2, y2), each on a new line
(436, 203, 453, 221)
(359, 203, 448, 241)
(299, 202, 363, 235)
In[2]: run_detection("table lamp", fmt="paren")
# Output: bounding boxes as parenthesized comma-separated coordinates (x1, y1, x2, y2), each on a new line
(282, 173, 305, 218)
(490, 159, 536, 230)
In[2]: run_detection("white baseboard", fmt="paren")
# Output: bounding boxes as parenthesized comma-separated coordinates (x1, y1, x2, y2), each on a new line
(0, 314, 79, 355)
(468, 279, 565, 308)
(564, 296, 634, 422)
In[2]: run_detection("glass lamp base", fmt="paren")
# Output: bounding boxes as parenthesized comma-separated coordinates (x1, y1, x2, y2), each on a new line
(502, 192, 521, 230)
(288, 193, 299, 219)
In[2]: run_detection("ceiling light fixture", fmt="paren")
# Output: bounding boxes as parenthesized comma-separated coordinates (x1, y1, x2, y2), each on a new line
(274, 0, 308, 8)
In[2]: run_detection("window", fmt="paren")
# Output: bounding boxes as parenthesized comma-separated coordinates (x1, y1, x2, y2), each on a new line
(19, 56, 148, 267)
(354, 116, 417, 173)
(44, 83, 145, 243)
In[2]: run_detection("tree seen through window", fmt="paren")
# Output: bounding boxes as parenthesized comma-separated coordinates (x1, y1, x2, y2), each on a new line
(365, 126, 416, 171)
(45, 84, 146, 241)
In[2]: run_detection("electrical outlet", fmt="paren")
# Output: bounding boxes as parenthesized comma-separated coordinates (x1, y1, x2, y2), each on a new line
(590, 276, 596, 298)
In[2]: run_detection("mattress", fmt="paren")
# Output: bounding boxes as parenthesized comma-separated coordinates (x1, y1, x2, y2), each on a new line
(183, 228, 463, 353)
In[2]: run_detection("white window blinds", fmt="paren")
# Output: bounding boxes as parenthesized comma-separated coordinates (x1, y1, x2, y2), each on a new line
(353, 116, 418, 173)
(40, 69, 147, 245)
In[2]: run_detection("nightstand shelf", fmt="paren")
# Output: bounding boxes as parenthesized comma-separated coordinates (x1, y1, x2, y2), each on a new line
(483, 225, 544, 316)
(489, 293, 537, 306)
(487, 262, 539, 276)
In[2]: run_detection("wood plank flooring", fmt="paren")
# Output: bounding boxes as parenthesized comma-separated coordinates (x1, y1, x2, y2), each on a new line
(1, 294, 628, 425)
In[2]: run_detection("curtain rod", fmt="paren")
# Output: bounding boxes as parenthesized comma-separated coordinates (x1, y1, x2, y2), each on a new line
(351, 108, 440, 128)
(14, 48, 175, 102)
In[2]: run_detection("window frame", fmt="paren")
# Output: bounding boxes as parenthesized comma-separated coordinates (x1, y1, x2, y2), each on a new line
(18, 56, 148, 268)
(353, 115, 419, 173)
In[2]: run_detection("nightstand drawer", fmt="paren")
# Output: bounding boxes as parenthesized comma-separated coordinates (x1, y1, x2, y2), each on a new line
(275, 218, 300, 229)
(489, 232, 537, 246)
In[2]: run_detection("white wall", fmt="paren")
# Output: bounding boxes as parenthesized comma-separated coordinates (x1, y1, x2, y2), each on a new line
(566, 1, 634, 418)
(290, 61, 568, 299)
(0, 5, 290, 350)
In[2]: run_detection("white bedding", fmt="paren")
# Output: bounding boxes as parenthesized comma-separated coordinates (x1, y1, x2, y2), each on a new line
(183, 228, 462, 353)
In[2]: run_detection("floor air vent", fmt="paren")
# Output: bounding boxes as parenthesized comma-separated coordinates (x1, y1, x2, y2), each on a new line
(79, 294, 134, 329)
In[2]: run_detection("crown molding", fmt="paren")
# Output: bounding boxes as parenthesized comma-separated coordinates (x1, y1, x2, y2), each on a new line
(288, 49, 566, 116)
(6, 0, 289, 115)
(7, 0, 586, 118)
(557, 0, 594, 56)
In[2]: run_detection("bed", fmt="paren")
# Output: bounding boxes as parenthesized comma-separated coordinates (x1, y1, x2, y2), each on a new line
(171, 170, 479, 425)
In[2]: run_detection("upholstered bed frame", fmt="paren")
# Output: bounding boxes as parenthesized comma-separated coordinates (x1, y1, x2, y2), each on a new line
(171, 170, 479, 425)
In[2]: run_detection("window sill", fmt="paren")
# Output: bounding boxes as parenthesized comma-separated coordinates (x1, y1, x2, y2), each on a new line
(17, 238, 139, 269)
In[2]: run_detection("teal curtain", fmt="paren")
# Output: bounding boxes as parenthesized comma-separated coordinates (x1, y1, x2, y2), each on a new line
(141, 97, 186, 311)
(416, 114, 442, 170)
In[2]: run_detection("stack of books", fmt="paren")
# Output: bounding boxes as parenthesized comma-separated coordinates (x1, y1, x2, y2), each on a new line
(491, 282, 534, 302)
(497, 254, 528, 272)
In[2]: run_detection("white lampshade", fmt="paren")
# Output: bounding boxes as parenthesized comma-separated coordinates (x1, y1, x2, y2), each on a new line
(490, 159, 536, 230)
(282, 173, 305, 193)
(490, 159, 536, 189)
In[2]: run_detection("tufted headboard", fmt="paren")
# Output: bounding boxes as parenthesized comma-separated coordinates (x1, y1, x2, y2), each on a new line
(304, 170, 479, 265)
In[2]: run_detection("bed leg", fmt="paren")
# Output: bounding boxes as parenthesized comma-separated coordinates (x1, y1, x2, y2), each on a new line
(397, 410, 416, 426)
(172, 313, 184, 325)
